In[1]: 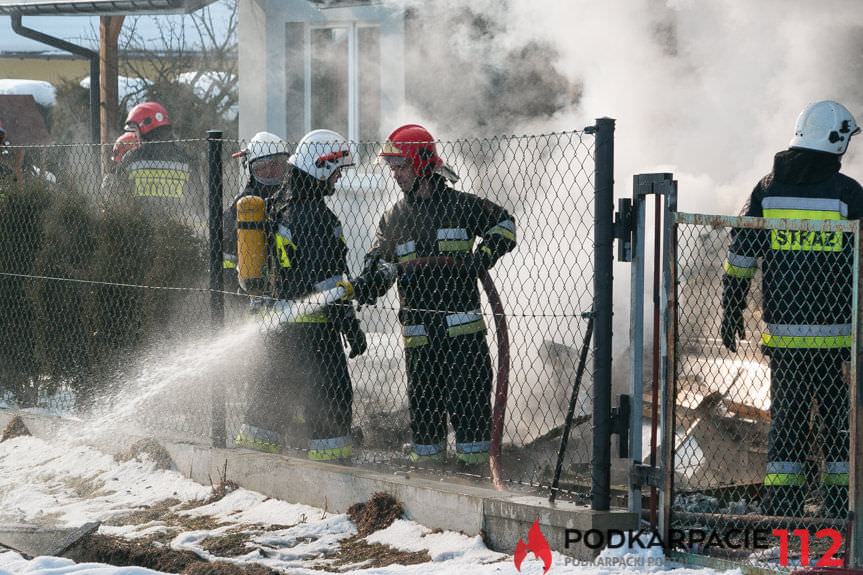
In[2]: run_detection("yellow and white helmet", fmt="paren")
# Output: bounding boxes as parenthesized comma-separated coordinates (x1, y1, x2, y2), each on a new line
(288, 129, 354, 182)
(790, 100, 860, 155)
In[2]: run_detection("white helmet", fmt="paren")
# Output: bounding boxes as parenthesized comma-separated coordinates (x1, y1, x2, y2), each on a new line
(233, 131, 290, 186)
(288, 129, 354, 181)
(789, 100, 860, 155)
(234, 131, 288, 166)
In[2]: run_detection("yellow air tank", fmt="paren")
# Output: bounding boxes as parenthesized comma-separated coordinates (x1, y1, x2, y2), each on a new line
(236, 195, 267, 293)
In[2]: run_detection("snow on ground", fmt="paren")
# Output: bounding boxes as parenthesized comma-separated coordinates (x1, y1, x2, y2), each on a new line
(0, 435, 737, 574)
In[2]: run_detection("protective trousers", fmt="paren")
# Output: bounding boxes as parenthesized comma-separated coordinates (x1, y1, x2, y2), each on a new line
(242, 323, 353, 459)
(763, 348, 849, 518)
(406, 330, 493, 463)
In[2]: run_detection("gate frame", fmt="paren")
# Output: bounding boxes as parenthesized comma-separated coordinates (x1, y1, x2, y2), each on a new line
(656, 206, 863, 567)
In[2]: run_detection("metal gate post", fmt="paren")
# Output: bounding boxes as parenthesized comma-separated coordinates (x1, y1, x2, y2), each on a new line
(626, 174, 675, 520)
(851, 220, 863, 566)
(658, 180, 678, 542)
(627, 181, 646, 519)
(207, 129, 226, 448)
(591, 117, 615, 511)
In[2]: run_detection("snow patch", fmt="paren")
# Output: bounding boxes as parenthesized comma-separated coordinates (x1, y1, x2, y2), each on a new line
(0, 79, 56, 107)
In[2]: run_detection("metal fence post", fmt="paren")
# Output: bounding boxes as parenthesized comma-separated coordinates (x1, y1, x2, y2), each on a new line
(591, 117, 615, 511)
(208, 129, 226, 448)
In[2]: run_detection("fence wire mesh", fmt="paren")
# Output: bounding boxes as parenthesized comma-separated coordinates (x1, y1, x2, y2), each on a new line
(0, 131, 598, 497)
(670, 212, 857, 568)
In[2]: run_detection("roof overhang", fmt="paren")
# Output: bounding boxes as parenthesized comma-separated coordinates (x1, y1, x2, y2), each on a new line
(0, 0, 217, 16)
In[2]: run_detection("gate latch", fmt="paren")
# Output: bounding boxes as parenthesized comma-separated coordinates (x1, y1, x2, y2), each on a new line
(610, 394, 631, 459)
(615, 198, 633, 262)
(630, 464, 665, 489)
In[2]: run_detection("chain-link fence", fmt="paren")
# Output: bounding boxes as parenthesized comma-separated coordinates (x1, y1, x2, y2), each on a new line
(668, 211, 858, 568)
(0, 128, 605, 498)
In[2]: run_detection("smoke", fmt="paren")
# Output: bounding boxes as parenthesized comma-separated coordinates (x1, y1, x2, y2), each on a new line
(386, 0, 863, 213)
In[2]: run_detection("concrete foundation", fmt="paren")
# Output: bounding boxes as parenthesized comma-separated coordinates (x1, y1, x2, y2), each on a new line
(0, 409, 637, 560)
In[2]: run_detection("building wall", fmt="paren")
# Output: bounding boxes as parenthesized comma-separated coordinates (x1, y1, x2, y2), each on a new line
(238, 0, 404, 143)
(0, 56, 90, 84)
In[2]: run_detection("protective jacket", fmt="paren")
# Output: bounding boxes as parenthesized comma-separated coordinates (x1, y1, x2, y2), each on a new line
(104, 140, 199, 218)
(271, 167, 359, 330)
(362, 177, 516, 462)
(723, 148, 863, 350)
(365, 180, 517, 340)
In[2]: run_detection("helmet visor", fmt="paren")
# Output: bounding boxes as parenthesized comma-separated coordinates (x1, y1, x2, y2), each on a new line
(378, 154, 407, 167)
(250, 154, 289, 186)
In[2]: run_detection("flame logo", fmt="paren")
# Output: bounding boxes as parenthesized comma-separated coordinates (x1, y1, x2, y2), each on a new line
(514, 519, 552, 574)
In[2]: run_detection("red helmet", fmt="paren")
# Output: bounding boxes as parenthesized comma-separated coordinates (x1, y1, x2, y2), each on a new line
(379, 124, 443, 178)
(379, 124, 459, 181)
(124, 102, 171, 136)
(111, 131, 141, 163)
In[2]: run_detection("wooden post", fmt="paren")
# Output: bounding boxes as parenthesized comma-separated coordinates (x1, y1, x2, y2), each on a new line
(99, 16, 124, 147)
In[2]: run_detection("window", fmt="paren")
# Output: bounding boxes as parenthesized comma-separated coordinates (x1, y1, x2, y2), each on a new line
(285, 22, 381, 146)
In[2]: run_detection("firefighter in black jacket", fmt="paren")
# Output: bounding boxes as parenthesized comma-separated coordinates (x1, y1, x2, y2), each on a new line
(235, 129, 366, 461)
(722, 100, 862, 518)
(352, 124, 516, 466)
(223, 132, 290, 288)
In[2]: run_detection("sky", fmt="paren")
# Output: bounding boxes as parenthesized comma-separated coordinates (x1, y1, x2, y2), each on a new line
(0, 1, 236, 54)
(0, 433, 746, 575)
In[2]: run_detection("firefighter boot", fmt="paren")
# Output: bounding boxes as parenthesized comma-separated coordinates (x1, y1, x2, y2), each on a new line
(823, 485, 848, 519)
(235, 424, 281, 453)
(762, 485, 804, 518)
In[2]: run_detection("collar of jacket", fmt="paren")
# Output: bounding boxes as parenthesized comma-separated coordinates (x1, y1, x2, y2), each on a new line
(248, 179, 282, 199)
(406, 174, 449, 204)
(287, 165, 330, 200)
(773, 148, 841, 185)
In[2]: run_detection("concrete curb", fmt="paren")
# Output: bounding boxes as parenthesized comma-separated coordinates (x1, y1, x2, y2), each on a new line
(0, 409, 637, 560)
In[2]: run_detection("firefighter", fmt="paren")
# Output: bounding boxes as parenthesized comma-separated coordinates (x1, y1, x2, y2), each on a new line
(235, 129, 366, 461)
(103, 102, 198, 218)
(350, 124, 516, 466)
(222, 132, 290, 288)
(111, 131, 141, 164)
(721, 101, 862, 518)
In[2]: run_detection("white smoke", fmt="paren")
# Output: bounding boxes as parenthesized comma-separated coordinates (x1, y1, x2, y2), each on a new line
(386, 0, 863, 213)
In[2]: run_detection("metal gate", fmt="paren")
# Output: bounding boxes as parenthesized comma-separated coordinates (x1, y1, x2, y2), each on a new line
(639, 173, 863, 570)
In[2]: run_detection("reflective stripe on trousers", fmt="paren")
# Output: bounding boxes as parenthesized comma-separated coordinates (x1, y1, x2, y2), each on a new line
(762, 323, 851, 349)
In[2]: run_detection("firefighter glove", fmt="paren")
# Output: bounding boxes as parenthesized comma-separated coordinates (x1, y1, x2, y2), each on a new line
(352, 258, 397, 306)
(343, 323, 367, 359)
(721, 307, 745, 352)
